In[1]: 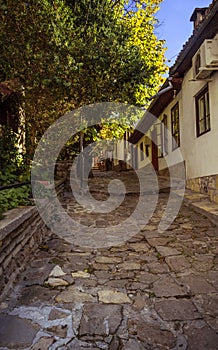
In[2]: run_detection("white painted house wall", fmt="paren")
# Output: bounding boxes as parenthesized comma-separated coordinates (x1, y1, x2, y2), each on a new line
(158, 90, 183, 172)
(158, 68, 218, 180)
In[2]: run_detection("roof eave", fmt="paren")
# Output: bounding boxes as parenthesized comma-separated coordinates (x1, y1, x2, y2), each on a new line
(170, 1, 218, 77)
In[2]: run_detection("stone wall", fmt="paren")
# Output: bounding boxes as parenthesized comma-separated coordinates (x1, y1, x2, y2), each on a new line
(55, 161, 74, 180)
(158, 161, 186, 179)
(0, 179, 65, 301)
(186, 174, 218, 204)
(55, 161, 75, 191)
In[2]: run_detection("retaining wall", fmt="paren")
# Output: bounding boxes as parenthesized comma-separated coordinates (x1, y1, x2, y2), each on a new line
(0, 179, 65, 300)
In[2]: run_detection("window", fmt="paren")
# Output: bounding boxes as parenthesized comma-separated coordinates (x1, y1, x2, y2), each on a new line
(162, 114, 168, 156)
(156, 122, 163, 158)
(145, 144, 149, 157)
(196, 85, 210, 137)
(140, 141, 144, 161)
(171, 103, 180, 150)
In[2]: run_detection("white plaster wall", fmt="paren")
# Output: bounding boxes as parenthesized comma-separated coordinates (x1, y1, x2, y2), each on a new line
(132, 65, 218, 179)
(158, 68, 218, 179)
(137, 134, 151, 168)
(180, 69, 218, 179)
(113, 140, 124, 165)
(158, 91, 183, 171)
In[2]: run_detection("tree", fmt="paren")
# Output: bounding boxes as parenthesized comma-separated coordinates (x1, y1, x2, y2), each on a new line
(0, 0, 167, 154)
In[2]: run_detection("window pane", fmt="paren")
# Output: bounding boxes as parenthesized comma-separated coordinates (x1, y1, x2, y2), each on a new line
(196, 86, 210, 136)
(171, 103, 180, 149)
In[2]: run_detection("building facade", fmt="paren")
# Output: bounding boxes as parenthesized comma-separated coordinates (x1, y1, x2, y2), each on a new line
(129, 0, 218, 203)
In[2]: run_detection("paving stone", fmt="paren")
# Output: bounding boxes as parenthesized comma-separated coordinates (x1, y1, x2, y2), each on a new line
(193, 293, 218, 317)
(135, 271, 159, 284)
(123, 338, 147, 350)
(128, 320, 177, 349)
(95, 256, 122, 264)
(112, 271, 135, 280)
(132, 291, 151, 310)
(92, 263, 111, 270)
(205, 270, 218, 289)
(0, 314, 39, 348)
(79, 303, 122, 337)
(110, 246, 129, 253)
(109, 335, 120, 350)
(178, 274, 216, 294)
(21, 267, 52, 286)
(49, 308, 69, 320)
(147, 261, 169, 274)
(45, 277, 69, 287)
(118, 261, 141, 270)
(184, 324, 218, 350)
(72, 271, 91, 278)
(1, 171, 218, 349)
(152, 275, 186, 297)
(129, 242, 149, 252)
(181, 223, 193, 230)
(64, 255, 90, 271)
(16, 285, 58, 306)
(126, 281, 150, 291)
(46, 238, 72, 252)
(31, 336, 54, 350)
(55, 286, 96, 303)
(105, 279, 129, 289)
(204, 316, 218, 332)
(98, 290, 131, 304)
(146, 237, 171, 247)
(74, 278, 97, 288)
(155, 299, 200, 321)
(94, 270, 113, 280)
(165, 255, 191, 272)
(192, 254, 214, 272)
(143, 225, 157, 231)
(49, 265, 66, 277)
(46, 324, 68, 338)
(156, 246, 181, 257)
(68, 338, 100, 349)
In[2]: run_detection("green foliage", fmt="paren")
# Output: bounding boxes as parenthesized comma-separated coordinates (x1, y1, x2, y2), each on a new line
(0, 186, 30, 219)
(0, 0, 167, 152)
(0, 126, 31, 219)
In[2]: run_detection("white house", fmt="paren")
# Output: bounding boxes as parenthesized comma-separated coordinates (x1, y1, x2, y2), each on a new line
(129, 0, 218, 203)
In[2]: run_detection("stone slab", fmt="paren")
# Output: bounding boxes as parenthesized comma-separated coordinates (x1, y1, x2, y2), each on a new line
(165, 255, 191, 272)
(55, 286, 96, 303)
(193, 293, 218, 318)
(98, 290, 131, 304)
(0, 314, 39, 348)
(79, 303, 122, 337)
(152, 275, 186, 297)
(156, 246, 180, 257)
(178, 274, 216, 294)
(155, 299, 200, 321)
(185, 324, 218, 350)
(128, 320, 176, 349)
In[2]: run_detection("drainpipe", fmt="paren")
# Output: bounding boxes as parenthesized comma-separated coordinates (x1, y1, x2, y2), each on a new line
(148, 77, 173, 101)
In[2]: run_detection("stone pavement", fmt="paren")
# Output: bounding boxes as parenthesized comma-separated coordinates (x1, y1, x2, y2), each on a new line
(0, 170, 218, 350)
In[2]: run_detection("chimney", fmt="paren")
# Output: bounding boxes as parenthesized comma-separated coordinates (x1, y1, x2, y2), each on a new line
(190, 7, 208, 30)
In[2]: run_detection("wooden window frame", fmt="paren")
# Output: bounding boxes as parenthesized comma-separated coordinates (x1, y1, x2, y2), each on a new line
(140, 141, 144, 161)
(196, 85, 210, 137)
(171, 102, 180, 150)
(162, 114, 168, 156)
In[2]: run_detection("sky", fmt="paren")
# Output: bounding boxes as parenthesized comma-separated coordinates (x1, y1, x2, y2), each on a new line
(156, 0, 212, 67)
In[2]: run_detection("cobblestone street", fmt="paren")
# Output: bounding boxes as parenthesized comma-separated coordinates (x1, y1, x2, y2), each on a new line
(0, 171, 218, 350)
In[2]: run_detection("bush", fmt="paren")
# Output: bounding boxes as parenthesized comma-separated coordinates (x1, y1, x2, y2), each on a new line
(0, 126, 31, 219)
(0, 186, 31, 219)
